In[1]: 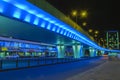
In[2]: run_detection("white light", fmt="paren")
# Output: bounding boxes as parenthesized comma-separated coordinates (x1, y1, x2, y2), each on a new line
(24, 14, 31, 22)
(14, 3, 27, 10)
(37, 14, 44, 18)
(56, 28, 60, 33)
(44, 18, 50, 21)
(49, 20, 56, 23)
(63, 30, 67, 35)
(55, 23, 59, 26)
(41, 21, 46, 28)
(13, 9, 21, 19)
(0, 7, 3, 13)
(33, 17, 39, 25)
(3, 0, 11, 2)
(47, 23, 51, 30)
(60, 29, 64, 34)
(52, 26, 56, 31)
(28, 10, 36, 14)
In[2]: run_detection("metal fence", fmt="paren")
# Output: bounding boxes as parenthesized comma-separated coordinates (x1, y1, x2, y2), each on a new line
(0, 58, 82, 71)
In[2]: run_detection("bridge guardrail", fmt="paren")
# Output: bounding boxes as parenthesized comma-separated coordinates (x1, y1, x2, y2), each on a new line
(0, 56, 101, 71)
(0, 57, 81, 71)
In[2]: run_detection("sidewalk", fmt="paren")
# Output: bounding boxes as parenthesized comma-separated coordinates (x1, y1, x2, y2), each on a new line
(67, 59, 120, 80)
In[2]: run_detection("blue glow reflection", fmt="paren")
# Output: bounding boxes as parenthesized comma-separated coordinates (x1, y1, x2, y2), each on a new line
(41, 21, 46, 28)
(49, 20, 56, 24)
(47, 23, 51, 30)
(63, 31, 67, 35)
(14, 3, 27, 10)
(24, 14, 31, 22)
(56, 27, 60, 33)
(37, 14, 44, 18)
(3, 0, 11, 2)
(60, 29, 64, 34)
(28, 10, 36, 14)
(52, 26, 56, 31)
(13, 9, 21, 18)
(33, 17, 39, 25)
(0, 6, 3, 13)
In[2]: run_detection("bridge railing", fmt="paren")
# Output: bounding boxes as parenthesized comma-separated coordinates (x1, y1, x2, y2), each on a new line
(0, 58, 81, 71)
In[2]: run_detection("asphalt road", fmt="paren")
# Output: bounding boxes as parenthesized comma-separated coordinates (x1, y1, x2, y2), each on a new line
(0, 57, 106, 80)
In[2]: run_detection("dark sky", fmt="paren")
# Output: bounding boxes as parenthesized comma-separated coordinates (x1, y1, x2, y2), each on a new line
(46, 0, 120, 38)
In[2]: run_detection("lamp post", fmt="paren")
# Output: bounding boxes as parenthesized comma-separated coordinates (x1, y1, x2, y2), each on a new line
(82, 22, 87, 26)
(95, 30, 99, 34)
(88, 29, 93, 33)
(71, 10, 88, 25)
(71, 10, 78, 23)
(80, 10, 88, 18)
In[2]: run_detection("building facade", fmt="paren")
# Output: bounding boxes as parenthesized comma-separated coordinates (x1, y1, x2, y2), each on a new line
(106, 31, 119, 49)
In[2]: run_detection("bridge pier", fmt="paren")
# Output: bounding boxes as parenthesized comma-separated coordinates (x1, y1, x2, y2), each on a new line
(72, 44, 83, 58)
(101, 50, 105, 55)
(57, 45, 65, 58)
(89, 47, 96, 57)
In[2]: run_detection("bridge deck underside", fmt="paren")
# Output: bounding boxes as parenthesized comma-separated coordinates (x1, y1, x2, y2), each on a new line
(0, 15, 80, 45)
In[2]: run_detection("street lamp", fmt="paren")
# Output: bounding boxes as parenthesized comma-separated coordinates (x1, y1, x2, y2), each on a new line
(80, 10, 88, 18)
(71, 10, 88, 24)
(95, 30, 99, 34)
(71, 10, 77, 16)
(88, 29, 93, 33)
(82, 22, 87, 26)
(71, 10, 78, 23)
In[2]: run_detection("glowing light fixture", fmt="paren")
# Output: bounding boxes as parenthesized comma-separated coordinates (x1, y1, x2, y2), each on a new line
(71, 10, 77, 16)
(13, 9, 21, 19)
(80, 10, 88, 18)
(0, 5, 3, 13)
(88, 29, 93, 33)
(41, 21, 46, 28)
(46, 23, 51, 30)
(33, 17, 39, 25)
(24, 14, 31, 22)
(14, 4, 27, 10)
(82, 22, 87, 26)
(95, 30, 99, 34)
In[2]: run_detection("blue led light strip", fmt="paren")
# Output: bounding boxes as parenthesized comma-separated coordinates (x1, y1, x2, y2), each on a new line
(0, 0, 120, 52)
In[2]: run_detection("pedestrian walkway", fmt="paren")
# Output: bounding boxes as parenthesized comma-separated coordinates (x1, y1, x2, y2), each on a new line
(67, 59, 120, 80)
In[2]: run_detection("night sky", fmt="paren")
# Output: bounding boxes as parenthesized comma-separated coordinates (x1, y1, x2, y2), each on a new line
(46, 0, 120, 38)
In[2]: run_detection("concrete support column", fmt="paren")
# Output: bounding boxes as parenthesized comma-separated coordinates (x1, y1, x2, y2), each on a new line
(72, 44, 83, 58)
(89, 47, 96, 57)
(101, 51, 105, 55)
(57, 45, 65, 58)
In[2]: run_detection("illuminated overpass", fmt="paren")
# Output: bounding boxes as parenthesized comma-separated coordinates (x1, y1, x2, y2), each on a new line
(0, 0, 119, 58)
